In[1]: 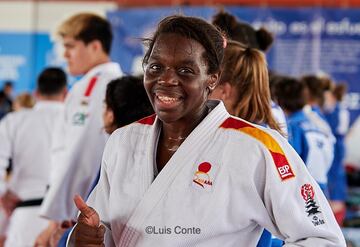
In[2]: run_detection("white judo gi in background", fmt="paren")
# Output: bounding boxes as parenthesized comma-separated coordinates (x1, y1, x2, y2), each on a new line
(40, 62, 122, 222)
(271, 100, 288, 138)
(83, 101, 345, 247)
(0, 101, 64, 246)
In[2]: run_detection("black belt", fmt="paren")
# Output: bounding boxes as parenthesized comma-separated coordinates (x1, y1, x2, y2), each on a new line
(16, 198, 43, 208)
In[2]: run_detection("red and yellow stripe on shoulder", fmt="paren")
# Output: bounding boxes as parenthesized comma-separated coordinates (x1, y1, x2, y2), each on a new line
(220, 117, 295, 181)
(137, 114, 156, 125)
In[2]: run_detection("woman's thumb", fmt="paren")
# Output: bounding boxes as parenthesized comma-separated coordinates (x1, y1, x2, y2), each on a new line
(74, 195, 100, 227)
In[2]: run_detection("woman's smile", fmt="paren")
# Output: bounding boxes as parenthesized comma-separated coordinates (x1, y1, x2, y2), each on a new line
(154, 91, 183, 110)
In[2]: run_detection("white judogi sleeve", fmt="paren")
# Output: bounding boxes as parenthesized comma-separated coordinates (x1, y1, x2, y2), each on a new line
(253, 129, 345, 246)
(0, 115, 13, 235)
(271, 100, 288, 138)
(40, 62, 122, 222)
(0, 114, 12, 195)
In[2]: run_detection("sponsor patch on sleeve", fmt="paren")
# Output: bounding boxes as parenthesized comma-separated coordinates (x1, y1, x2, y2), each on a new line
(301, 183, 325, 226)
(220, 117, 295, 181)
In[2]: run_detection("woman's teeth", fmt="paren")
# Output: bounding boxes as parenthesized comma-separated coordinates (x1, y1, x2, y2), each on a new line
(157, 95, 179, 103)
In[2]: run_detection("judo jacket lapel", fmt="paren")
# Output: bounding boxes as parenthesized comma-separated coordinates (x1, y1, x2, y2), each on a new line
(118, 101, 229, 247)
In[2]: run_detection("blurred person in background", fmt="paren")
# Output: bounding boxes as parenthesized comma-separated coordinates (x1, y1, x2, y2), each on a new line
(0, 67, 67, 247)
(2, 82, 14, 102)
(0, 93, 11, 121)
(212, 10, 274, 52)
(301, 75, 335, 140)
(301, 75, 336, 189)
(53, 75, 154, 247)
(345, 116, 360, 176)
(3, 93, 36, 201)
(276, 76, 333, 195)
(12, 93, 35, 112)
(212, 10, 287, 138)
(35, 12, 123, 246)
(209, 41, 283, 135)
(0, 81, 14, 120)
(212, 11, 286, 247)
(323, 81, 350, 226)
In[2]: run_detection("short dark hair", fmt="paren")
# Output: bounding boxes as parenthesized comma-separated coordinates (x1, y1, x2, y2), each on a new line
(301, 75, 327, 105)
(4, 81, 13, 88)
(333, 83, 347, 101)
(37, 67, 67, 95)
(58, 13, 113, 54)
(105, 75, 154, 128)
(275, 76, 306, 113)
(143, 15, 224, 74)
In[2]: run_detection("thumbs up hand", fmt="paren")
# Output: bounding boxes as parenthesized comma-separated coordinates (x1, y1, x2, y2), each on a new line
(72, 195, 105, 246)
(74, 195, 100, 227)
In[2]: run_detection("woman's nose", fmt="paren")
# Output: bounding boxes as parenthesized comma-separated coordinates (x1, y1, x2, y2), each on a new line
(158, 68, 178, 85)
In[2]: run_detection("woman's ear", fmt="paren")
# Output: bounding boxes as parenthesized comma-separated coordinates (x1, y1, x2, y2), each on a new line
(207, 72, 220, 92)
(222, 82, 233, 99)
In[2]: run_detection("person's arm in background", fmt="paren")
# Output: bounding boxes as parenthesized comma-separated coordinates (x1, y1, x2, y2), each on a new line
(0, 114, 18, 245)
(0, 115, 12, 197)
(34, 102, 67, 247)
(0, 115, 20, 216)
(39, 80, 108, 223)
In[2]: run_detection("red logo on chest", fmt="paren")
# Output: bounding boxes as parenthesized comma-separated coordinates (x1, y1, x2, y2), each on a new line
(193, 162, 213, 188)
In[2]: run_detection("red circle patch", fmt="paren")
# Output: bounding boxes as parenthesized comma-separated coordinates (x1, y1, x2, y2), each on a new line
(198, 162, 211, 173)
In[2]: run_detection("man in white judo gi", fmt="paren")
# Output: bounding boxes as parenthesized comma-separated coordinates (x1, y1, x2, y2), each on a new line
(68, 15, 346, 247)
(0, 67, 67, 246)
(35, 13, 122, 245)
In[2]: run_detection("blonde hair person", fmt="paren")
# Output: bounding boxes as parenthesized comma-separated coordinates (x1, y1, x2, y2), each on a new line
(57, 13, 112, 55)
(34, 12, 122, 247)
(13, 93, 35, 111)
(210, 40, 282, 134)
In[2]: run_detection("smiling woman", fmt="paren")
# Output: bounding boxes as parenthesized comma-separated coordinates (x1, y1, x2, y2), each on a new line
(143, 33, 220, 170)
(68, 15, 346, 247)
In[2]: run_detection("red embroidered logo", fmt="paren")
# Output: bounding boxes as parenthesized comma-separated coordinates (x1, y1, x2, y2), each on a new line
(193, 162, 213, 188)
(301, 184, 322, 219)
(301, 183, 315, 201)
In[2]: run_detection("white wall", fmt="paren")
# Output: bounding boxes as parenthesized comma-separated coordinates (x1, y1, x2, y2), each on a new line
(0, 1, 118, 32)
(0, 1, 118, 91)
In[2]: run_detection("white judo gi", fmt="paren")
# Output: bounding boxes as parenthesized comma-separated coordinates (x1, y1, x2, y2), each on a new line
(303, 105, 335, 190)
(80, 100, 345, 247)
(0, 101, 64, 246)
(40, 62, 122, 222)
(271, 100, 288, 138)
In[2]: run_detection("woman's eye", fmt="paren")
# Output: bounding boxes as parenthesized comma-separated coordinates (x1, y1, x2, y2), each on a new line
(148, 64, 161, 72)
(178, 68, 193, 74)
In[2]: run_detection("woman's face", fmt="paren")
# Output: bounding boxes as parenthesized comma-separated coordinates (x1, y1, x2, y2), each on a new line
(144, 33, 218, 125)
